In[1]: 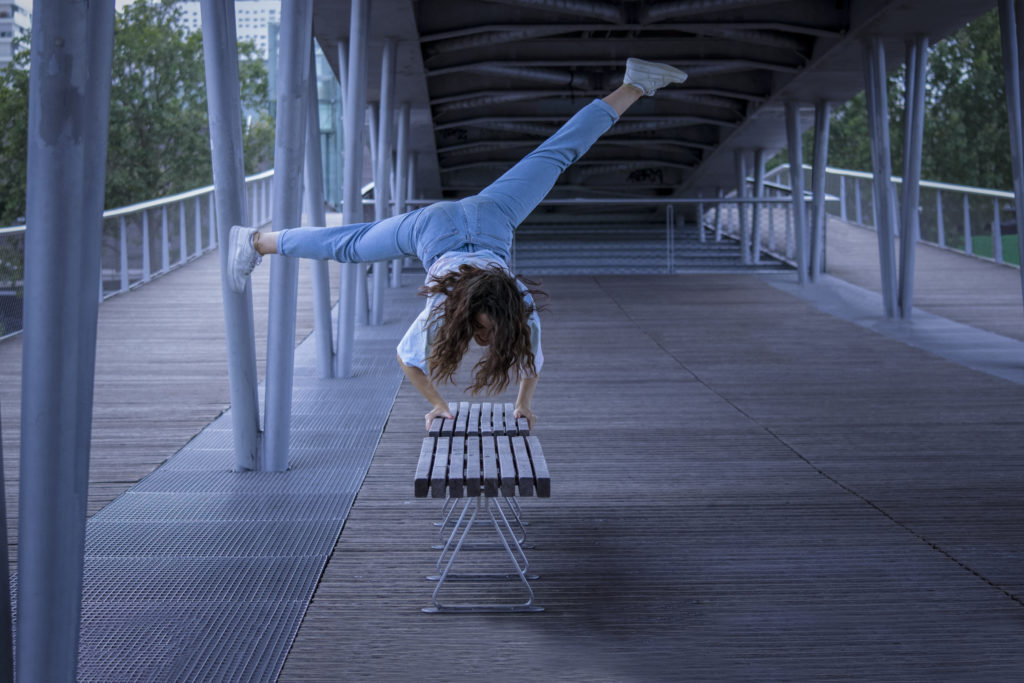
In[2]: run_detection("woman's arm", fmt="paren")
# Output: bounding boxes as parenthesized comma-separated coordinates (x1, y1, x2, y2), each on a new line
(397, 355, 454, 431)
(514, 375, 539, 428)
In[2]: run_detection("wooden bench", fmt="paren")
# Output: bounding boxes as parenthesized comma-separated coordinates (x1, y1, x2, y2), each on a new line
(413, 401, 550, 613)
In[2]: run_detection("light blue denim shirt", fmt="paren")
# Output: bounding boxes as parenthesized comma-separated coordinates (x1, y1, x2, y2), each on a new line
(396, 250, 543, 375)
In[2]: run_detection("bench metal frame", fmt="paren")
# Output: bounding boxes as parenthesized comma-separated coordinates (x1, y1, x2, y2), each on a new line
(414, 402, 550, 614)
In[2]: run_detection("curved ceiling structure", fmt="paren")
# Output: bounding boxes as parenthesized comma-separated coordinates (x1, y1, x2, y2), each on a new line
(314, 0, 996, 203)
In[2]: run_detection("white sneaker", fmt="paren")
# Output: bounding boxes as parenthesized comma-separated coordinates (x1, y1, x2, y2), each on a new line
(227, 225, 261, 293)
(623, 58, 688, 96)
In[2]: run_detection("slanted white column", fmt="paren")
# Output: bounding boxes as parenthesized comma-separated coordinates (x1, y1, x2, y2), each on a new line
(201, 0, 261, 470)
(371, 38, 397, 323)
(784, 102, 810, 283)
(898, 37, 929, 318)
(304, 46, 335, 377)
(263, 0, 313, 469)
(998, 0, 1024, 311)
(862, 37, 899, 316)
(810, 100, 831, 281)
(18, 1, 113, 679)
(337, 0, 370, 377)
(392, 101, 411, 287)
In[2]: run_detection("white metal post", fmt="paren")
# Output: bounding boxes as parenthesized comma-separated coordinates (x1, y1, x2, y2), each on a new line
(119, 216, 129, 292)
(898, 36, 928, 318)
(392, 101, 411, 287)
(752, 149, 765, 264)
(178, 200, 187, 265)
(337, 0, 370, 377)
(811, 101, 831, 280)
(785, 102, 809, 283)
(371, 37, 396, 324)
(142, 210, 152, 282)
(963, 194, 973, 254)
(862, 37, 899, 316)
(160, 205, 170, 273)
(993, 198, 1004, 262)
(734, 149, 750, 264)
(263, 0, 313, 470)
(17, 1, 114, 678)
(201, 0, 263, 471)
(304, 44, 335, 379)
(998, 0, 1024, 308)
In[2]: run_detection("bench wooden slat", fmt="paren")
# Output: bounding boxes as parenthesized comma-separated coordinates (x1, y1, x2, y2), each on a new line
(465, 435, 481, 497)
(431, 437, 450, 499)
(482, 436, 499, 497)
(496, 436, 516, 497)
(440, 402, 457, 438)
(414, 438, 434, 498)
(448, 436, 465, 497)
(503, 402, 517, 435)
(525, 436, 550, 497)
(468, 403, 481, 435)
(480, 402, 493, 436)
(511, 436, 534, 496)
(491, 403, 505, 436)
(454, 401, 470, 437)
(428, 417, 443, 437)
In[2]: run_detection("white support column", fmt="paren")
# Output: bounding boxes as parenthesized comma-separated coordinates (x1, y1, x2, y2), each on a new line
(371, 38, 396, 323)
(752, 149, 765, 264)
(17, 1, 113, 679)
(337, 0, 370, 377)
(898, 37, 928, 318)
(392, 101, 411, 287)
(304, 45, 335, 378)
(784, 102, 809, 283)
(263, 0, 313, 470)
(999, 0, 1024, 311)
(862, 37, 899, 316)
(200, 0, 262, 472)
(734, 149, 750, 264)
(811, 101, 831, 281)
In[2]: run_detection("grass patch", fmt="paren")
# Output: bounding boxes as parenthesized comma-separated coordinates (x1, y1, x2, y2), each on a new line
(970, 234, 1020, 265)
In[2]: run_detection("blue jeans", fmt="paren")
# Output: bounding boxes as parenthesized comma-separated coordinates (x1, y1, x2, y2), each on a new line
(278, 98, 619, 269)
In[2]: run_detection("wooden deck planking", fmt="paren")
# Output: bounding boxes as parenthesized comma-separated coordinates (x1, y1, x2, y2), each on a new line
(280, 273, 1024, 680)
(825, 218, 1024, 341)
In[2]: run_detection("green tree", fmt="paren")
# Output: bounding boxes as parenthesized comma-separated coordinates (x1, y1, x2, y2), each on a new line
(0, 36, 29, 226)
(0, 0, 273, 225)
(824, 9, 1010, 190)
(107, 0, 272, 208)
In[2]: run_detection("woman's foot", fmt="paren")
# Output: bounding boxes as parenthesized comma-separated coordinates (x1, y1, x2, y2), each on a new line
(623, 58, 688, 96)
(227, 225, 261, 293)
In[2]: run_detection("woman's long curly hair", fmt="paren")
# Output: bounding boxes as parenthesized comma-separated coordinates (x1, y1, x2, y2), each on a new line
(422, 264, 545, 394)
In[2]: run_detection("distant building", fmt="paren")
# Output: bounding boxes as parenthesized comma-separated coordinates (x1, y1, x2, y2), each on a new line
(0, 0, 31, 69)
(177, 0, 280, 59)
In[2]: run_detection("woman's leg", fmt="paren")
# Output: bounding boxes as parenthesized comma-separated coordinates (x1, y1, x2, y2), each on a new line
(252, 210, 420, 262)
(476, 59, 686, 227)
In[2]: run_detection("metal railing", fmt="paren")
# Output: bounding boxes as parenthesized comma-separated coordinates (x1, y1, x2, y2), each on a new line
(0, 170, 274, 340)
(766, 164, 1021, 267)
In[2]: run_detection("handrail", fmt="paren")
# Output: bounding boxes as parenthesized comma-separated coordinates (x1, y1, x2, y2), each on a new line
(766, 163, 1016, 200)
(0, 169, 277, 232)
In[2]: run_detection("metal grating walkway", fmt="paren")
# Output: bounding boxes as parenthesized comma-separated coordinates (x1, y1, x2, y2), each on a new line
(73, 288, 423, 681)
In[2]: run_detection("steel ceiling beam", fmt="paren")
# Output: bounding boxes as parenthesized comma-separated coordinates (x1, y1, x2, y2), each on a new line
(642, 0, 798, 23)
(479, 0, 624, 23)
(419, 22, 842, 43)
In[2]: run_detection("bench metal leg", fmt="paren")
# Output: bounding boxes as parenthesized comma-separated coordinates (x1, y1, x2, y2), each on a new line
(433, 494, 530, 549)
(424, 496, 543, 613)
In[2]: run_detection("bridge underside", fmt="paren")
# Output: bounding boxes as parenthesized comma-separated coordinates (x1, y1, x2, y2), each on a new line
(313, 0, 995, 205)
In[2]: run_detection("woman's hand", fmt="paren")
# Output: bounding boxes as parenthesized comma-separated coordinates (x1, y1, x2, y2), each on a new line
(425, 403, 454, 432)
(513, 405, 537, 430)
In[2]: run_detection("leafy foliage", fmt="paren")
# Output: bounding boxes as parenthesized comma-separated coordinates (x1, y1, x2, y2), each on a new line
(823, 9, 1011, 190)
(0, 0, 273, 225)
